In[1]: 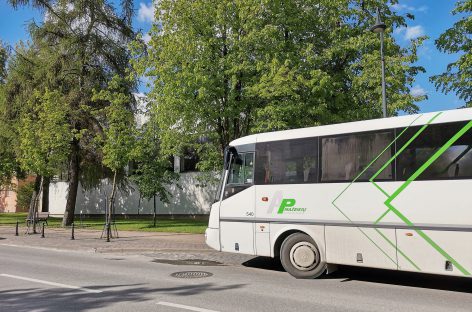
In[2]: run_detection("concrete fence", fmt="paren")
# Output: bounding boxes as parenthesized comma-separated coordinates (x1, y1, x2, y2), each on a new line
(48, 172, 217, 216)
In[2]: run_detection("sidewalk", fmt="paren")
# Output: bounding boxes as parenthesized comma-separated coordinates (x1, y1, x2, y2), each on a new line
(0, 225, 255, 265)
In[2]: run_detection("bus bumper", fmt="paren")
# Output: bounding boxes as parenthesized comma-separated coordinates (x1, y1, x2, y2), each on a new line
(205, 227, 220, 251)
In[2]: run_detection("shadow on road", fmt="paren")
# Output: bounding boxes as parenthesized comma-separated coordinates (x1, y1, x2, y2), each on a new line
(242, 256, 472, 293)
(0, 282, 246, 311)
(328, 266, 472, 293)
(242, 256, 284, 272)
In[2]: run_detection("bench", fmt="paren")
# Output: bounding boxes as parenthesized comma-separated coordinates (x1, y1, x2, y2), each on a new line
(26, 212, 49, 234)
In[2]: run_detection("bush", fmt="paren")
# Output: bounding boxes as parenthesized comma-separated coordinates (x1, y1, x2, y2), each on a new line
(16, 182, 35, 211)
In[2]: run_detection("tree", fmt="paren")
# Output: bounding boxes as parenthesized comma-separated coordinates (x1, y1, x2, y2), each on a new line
(18, 88, 71, 227)
(431, 0, 471, 107)
(92, 75, 135, 235)
(0, 41, 17, 187)
(134, 0, 425, 171)
(6, 0, 136, 225)
(131, 112, 177, 202)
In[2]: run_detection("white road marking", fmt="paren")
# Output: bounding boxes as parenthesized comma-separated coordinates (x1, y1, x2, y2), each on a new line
(0, 243, 94, 254)
(157, 301, 219, 312)
(0, 273, 102, 294)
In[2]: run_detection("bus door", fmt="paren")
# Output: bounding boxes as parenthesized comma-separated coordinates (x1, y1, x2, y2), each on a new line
(219, 151, 256, 255)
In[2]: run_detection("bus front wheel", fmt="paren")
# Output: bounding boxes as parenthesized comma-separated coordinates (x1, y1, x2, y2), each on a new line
(280, 233, 326, 279)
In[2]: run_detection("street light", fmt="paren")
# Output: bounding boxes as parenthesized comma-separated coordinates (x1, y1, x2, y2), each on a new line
(370, 8, 387, 118)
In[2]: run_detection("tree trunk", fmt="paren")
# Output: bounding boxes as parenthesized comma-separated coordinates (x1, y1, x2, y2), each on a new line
(41, 176, 50, 212)
(28, 176, 42, 234)
(108, 170, 117, 226)
(62, 139, 80, 226)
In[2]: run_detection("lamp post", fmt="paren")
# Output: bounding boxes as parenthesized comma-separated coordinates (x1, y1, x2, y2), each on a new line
(370, 8, 387, 118)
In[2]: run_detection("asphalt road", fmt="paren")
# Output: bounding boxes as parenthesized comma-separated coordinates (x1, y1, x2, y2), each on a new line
(0, 244, 471, 312)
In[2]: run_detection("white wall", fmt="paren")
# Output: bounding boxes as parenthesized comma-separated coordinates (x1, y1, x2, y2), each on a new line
(48, 172, 217, 216)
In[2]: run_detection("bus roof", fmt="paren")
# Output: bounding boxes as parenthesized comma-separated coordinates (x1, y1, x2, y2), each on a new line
(229, 107, 472, 146)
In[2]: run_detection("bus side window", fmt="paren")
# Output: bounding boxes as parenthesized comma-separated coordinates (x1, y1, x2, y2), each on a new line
(227, 152, 255, 185)
(255, 138, 318, 185)
(396, 122, 472, 180)
(321, 131, 393, 182)
(223, 152, 254, 199)
(244, 153, 254, 184)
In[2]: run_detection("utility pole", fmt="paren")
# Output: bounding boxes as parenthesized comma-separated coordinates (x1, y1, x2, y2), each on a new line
(370, 7, 388, 118)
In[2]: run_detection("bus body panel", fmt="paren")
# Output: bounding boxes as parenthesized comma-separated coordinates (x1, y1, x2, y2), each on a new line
(220, 221, 255, 254)
(325, 226, 397, 270)
(205, 227, 220, 251)
(255, 222, 271, 256)
(208, 202, 220, 229)
(397, 229, 472, 276)
(219, 186, 256, 255)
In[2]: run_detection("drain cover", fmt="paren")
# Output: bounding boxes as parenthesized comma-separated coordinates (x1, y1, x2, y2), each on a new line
(152, 259, 223, 266)
(171, 271, 213, 279)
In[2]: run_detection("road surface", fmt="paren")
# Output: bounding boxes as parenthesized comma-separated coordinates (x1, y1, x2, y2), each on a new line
(0, 244, 471, 312)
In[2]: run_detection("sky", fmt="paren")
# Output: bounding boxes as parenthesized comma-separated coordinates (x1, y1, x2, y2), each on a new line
(0, 0, 466, 113)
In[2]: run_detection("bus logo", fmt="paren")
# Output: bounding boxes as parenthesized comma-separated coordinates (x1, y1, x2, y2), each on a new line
(267, 191, 307, 214)
(277, 199, 307, 214)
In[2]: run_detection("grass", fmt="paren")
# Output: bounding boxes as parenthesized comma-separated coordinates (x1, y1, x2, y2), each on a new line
(0, 213, 208, 234)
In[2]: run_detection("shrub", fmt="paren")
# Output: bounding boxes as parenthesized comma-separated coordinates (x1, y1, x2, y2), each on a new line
(16, 182, 35, 211)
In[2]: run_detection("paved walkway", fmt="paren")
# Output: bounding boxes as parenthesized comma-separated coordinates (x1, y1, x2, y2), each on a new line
(0, 225, 255, 265)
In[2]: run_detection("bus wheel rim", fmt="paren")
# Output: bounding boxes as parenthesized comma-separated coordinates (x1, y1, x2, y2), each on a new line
(289, 241, 319, 271)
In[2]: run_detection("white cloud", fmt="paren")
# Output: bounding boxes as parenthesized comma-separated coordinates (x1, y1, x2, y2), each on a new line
(410, 85, 427, 97)
(394, 25, 425, 40)
(405, 25, 425, 39)
(138, 2, 155, 23)
(143, 33, 152, 44)
(391, 3, 427, 12)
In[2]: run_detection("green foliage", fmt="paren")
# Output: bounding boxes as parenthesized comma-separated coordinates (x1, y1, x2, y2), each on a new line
(131, 116, 178, 202)
(431, 0, 471, 107)
(0, 42, 18, 186)
(4, 0, 138, 223)
(134, 0, 425, 170)
(93, 75, 136, 172)
(16, 181, 35, 211)
(18, 89, 72, 176)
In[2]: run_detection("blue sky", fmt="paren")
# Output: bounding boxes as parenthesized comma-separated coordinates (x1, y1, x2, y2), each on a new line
(0, 1, 465, 113)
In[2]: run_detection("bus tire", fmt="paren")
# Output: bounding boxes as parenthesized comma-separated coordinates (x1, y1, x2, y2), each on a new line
(280, 233, 326, 279)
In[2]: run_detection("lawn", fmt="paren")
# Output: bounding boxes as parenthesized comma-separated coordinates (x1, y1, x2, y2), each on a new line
(0, 213, 208, 234)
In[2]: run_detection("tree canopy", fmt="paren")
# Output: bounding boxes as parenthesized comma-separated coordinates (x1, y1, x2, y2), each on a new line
(431, 0, 471, 107)
(4, 0, 137, 225)
(134, 0, 426, 171)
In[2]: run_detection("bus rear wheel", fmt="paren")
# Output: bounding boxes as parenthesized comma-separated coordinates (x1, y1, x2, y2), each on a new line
(280, 233, 326, 279)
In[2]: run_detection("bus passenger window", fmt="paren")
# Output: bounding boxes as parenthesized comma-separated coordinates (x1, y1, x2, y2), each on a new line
(321, 131, 393, 182)
(397, 122, 472, 180)
(255, 138, 318, 185)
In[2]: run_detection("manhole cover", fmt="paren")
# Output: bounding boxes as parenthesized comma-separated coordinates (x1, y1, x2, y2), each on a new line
(152, 259, 223, 266)
(0, 237, 5, 240)
(171, 271, 213, 279)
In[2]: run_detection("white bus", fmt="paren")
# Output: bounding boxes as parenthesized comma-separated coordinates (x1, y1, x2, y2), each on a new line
(205, 108, 472, 279)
